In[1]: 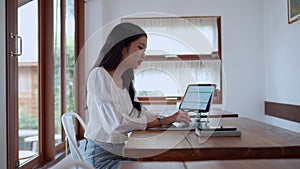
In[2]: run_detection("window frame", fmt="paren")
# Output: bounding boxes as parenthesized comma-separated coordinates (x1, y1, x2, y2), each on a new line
(123, 16, 223, 104)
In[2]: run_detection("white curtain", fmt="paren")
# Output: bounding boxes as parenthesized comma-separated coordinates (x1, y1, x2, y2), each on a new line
(123, 17, 218, 55)
(134, 60, 221, 96)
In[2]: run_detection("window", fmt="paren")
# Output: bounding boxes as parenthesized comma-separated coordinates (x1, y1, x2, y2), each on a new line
(122, 16, 222, 104)
(53, 0, 76, 146)
(6, 0, 84, 168)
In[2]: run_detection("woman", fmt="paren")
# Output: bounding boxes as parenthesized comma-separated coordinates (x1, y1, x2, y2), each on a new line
(82, 22, 191, 169)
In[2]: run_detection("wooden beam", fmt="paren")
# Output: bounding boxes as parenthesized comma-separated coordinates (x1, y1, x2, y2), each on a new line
(265, 101, 300, 123)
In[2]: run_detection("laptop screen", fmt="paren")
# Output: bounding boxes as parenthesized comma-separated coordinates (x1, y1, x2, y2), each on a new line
(179, 84, 216, 112)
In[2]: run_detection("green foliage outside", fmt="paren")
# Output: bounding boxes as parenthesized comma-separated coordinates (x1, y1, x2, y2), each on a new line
(19, 111, 38, 129)
(54, 35, 75, 133)
(137, 90, 164, 97)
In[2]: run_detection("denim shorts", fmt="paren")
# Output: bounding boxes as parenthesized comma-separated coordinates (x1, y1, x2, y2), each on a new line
(79, 139, 136, 169)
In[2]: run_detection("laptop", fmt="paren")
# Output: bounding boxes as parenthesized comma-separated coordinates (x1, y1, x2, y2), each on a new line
(148, 84, 216, 131)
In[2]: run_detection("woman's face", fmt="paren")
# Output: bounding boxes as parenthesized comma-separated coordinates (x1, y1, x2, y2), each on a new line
(122, 36, 147, 69)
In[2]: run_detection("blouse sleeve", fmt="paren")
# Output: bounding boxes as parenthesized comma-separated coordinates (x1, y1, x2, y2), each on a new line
(94, 101, 147, 134)
(140, 105, 158, 118)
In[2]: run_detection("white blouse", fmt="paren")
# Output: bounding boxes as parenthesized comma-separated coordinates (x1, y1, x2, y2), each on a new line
(84, 67, 149, 144)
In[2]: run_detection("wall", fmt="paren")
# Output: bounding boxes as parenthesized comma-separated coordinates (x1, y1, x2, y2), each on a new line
(84, 0, 106, 78)
(0, 0, 7, 167)
(264, 0, 300, 132)
(85, 0, 266, 120)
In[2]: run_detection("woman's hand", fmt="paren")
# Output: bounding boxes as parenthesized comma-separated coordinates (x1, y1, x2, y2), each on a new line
(171, 111, 191, 124)
(146, 111, 192, 128)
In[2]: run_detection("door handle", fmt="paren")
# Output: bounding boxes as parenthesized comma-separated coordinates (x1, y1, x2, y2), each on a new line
(10, 33, 22, 57)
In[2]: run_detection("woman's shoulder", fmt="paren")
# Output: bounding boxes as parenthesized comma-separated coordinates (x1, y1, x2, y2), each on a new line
(90, 67, 107, 75)
(87, 67, 114, 94)
(87, 67, 112, 87)
(89, 67, 110, 79)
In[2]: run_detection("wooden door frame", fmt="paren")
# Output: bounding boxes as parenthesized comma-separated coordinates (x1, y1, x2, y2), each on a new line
(6, 0, 19, 168)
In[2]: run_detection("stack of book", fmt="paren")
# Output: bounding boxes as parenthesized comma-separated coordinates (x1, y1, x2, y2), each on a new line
(195, 125, 241, 137)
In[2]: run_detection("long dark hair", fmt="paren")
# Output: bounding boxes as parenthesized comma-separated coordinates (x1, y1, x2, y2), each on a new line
(94, 22, 147, 70)
(95, 22, 147, 111)
(121, 69, 141, 111)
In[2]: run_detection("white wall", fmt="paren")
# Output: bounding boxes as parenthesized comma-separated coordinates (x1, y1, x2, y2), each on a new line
(85, 0, 266, 120)
(0, 0, 7, 168)
(264, 0, 300, 132)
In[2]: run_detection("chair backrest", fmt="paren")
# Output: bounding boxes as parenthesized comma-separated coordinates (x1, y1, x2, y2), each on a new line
(61, 112, 87, 161)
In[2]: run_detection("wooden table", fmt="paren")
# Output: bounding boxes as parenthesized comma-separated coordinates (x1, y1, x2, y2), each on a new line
(119, 159, 300, 169)
(124, 118, 300, 161)
(120, 162, 185, 169)
(24, 134, 62, 152)
(185, 159, 300, 169)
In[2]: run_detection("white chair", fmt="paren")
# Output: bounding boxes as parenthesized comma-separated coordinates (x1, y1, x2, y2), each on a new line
(61, 112, 87, 162)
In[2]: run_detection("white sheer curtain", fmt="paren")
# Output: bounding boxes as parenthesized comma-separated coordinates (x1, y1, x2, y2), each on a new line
(134, 60, 220, 96)
(123, 17, 218, 55)
(122, 17, 221, 97)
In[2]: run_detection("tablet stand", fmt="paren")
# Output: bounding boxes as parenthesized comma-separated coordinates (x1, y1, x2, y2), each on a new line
(195, 111, 210, 129)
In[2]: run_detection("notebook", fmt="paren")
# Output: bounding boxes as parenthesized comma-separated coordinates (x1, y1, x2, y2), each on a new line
(148, 84, 216, 131)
